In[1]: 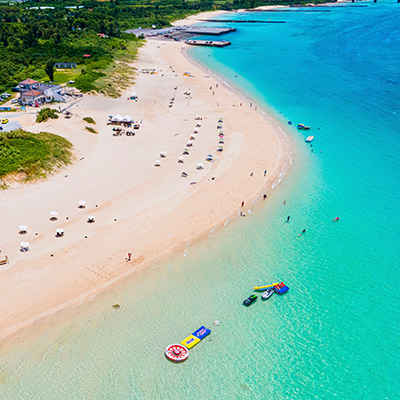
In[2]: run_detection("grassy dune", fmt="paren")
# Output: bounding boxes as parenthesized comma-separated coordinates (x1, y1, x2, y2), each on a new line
(0, 129, 73, 183)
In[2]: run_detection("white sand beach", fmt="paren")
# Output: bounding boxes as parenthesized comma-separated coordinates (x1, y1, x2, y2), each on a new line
(0, 25, 292, 341)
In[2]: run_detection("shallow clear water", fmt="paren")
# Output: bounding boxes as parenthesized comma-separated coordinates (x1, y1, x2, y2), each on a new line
(1, 3, 400, 399)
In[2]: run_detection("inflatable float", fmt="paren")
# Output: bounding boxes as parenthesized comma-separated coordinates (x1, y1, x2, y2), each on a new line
(165, 326, 212, 362)
(254, 282, 279, 291)
(165, 344, 189, 362)
(274, 282, 289, 294)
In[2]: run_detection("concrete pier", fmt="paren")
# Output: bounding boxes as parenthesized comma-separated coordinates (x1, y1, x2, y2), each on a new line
(185, 40, 231, 48)
(200, 19, 285, 23)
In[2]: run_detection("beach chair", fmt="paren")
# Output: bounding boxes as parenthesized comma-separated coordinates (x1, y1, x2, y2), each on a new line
(0, 256, 8, 266)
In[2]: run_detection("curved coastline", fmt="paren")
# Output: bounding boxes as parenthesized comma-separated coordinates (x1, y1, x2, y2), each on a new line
(0, 19, 295, 344)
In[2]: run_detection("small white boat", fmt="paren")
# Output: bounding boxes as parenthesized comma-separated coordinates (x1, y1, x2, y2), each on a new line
(305, 136, 314, 143)
(261, 288, 274, 300)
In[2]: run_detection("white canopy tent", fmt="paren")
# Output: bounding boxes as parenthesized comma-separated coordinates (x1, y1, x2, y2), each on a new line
(78, 200, 86, 208)
(120, 115, 132, 123)
(111, 114, 123, 122)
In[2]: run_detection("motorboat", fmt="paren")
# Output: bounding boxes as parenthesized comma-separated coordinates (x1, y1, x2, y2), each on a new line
(305, 136, 314, 143)
(243, 294, 257, 306)
(261, 288, 274, 300)
(297, 124, 310, 130)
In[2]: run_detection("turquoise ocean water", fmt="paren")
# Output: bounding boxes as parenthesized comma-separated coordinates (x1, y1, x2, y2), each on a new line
(1, 3, 399, 399)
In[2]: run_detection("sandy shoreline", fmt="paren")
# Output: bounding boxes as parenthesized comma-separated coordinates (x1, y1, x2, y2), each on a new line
(0, 13, 292, 343)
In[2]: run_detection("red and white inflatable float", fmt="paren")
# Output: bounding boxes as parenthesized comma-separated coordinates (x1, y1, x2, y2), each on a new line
(165, 344, 189, 362)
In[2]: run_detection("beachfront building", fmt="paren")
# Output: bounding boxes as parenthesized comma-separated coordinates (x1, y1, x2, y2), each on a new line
(18, 78, 65, 106)
(54, 62, 77, 69)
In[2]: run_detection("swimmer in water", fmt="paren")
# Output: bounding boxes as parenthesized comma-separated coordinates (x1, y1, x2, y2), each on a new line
(286, 216, 290, 222)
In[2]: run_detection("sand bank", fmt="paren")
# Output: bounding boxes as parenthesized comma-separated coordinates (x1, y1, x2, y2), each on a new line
(0, 25, 292, 342)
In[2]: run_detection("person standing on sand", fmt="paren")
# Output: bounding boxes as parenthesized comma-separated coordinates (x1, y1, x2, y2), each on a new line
(127, 253, 132, 261)
(250, 172, 253, 177)
(264, 170, 267, 176)
(263, 194, 267, 200)
(241, 201, 245, 207)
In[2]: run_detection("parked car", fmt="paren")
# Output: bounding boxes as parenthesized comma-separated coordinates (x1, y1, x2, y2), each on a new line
(1, 118, 9, 124)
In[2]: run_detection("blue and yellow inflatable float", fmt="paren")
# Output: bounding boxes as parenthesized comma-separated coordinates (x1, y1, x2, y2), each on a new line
(166, 326, 211, 362)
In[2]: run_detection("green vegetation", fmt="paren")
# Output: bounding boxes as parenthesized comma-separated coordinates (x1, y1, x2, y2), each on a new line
(85, 126, 97, 134)
(45, 59, 55, 81)
(36, 108, 59, 123)
(0, 0, 332, 96)
(0, 129, 73, 182)
(83, 117, 96, 124)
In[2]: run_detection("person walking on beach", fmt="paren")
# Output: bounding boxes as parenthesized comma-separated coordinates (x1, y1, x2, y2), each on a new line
(241, 201, 245, 207)
(250, 172, 253, 177)
(127, 253, 132, 261)
(264, 170, 267, 176)
(263, 194, 267, 200)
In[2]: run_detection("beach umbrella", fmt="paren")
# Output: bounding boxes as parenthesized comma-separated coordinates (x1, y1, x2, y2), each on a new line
(186, 141, 193, 146)
(87, 215, 95, 223)
(207, 154, 213, 158)
(19, 225, 28, 233)
(183, 149, 189, 155)
(178, 156, 185, 163)
(196, 163, 204, 170)
(56, 228, 64, 236)
(160, 151, 167, 158)
(154, 160, 161, 166)
(78, 200, 86, 208)
(195, 115, 201, 120)
(50, 211, 58, 220)
(193, 129, 199, 134)
(196, 123, 201, 127)
(20, 241, 30, 251)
